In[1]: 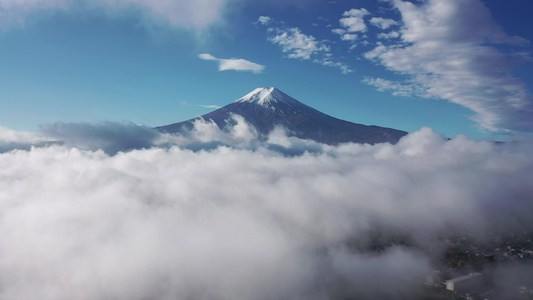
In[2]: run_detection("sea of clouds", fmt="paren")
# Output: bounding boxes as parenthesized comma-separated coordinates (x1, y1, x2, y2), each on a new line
(1, 118, 533, 299)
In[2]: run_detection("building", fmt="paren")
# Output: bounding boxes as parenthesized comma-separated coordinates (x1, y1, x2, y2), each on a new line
(425, 270, 452, 288)
(445, 273, 484, 294)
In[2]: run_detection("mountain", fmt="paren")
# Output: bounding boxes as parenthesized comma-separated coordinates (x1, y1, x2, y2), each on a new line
(157, 87, 407, 145)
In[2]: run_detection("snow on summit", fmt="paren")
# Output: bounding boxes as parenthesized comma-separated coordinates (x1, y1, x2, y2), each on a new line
(235, 87, 294, 106)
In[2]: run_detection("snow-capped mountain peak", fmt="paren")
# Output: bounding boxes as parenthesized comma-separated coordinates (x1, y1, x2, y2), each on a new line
(235, 87, 293, 106)
(158, 87, 408, 145)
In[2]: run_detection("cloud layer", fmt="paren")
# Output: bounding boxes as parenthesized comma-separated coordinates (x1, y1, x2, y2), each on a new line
(1, 121, 533, 299)
(40, 122, 160, 154)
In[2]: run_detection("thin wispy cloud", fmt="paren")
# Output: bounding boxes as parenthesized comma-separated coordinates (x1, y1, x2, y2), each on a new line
(182, 101, 222, 110)
(0, 0, 70, 28)
(362, 77, 426, 98)
(257, 16, 272, 25)
(196, 104, 221, 109)
(369, 17, 398, 30)
(331, 29, 358, 44)
(377, 31, 399, 39)
(199, 53, 265, 73)
(268, 27, 330, 60)
(258, 16, 353, 74)
(0, 0, 323, 31)
(363, 0, 533, 132)
(341, 33, 358, 41)
(0, 0, 234, 30)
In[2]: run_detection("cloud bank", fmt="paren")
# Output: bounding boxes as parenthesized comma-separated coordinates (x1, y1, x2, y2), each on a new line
(1, 120, 533, 299)
(0, 125, 55, 152)
(40, 121, 160, 155)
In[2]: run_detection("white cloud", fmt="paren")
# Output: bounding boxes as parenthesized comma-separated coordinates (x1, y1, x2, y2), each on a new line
(0, 0, 234, 30)
(331, 28, 345, 35)
(315, 59, 353, 74)
(0, 125, 47, 144)
(218, 58, 265, 73)
(0, 0, 68, 28)
(198, 53, 216, 60)
(199, 53, 265, 73)
(181, 101, 222, 110)
(339, 16, 367, 33)
(362, 44, 387, 60)
(197, 104, 222, 109)
(0, 125, 53, 152)
(0, 0, 327, 30)
(365, 0, 533, 132)
(0, 0, 70, 13)
(97, 0, 232, 30)
(341, 33, 358, 41)
(369, 17, 398, 30)
(333, 28, 360, 43)
(362, 77, 428, 97)
(377, 31, 399, 39)
(269, 27, 330, 60)
(260, 18, 351, 74)
(393, 0, 526, 45)
(257, 15, 272, 25)
(156, 115, 260, 148)
(342, 8, 370, 18)
(338, 8, 369, 33)
(1, 124, 533, 299)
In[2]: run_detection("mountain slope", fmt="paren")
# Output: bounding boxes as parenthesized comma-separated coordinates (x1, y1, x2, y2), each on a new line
(157, 87, 407, 145)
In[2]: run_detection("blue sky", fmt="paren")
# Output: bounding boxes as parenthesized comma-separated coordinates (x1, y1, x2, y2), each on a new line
(1, 0, 532, 140)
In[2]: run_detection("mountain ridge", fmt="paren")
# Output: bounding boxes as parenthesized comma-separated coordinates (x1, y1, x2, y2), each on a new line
(157, 87, 407, 145)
